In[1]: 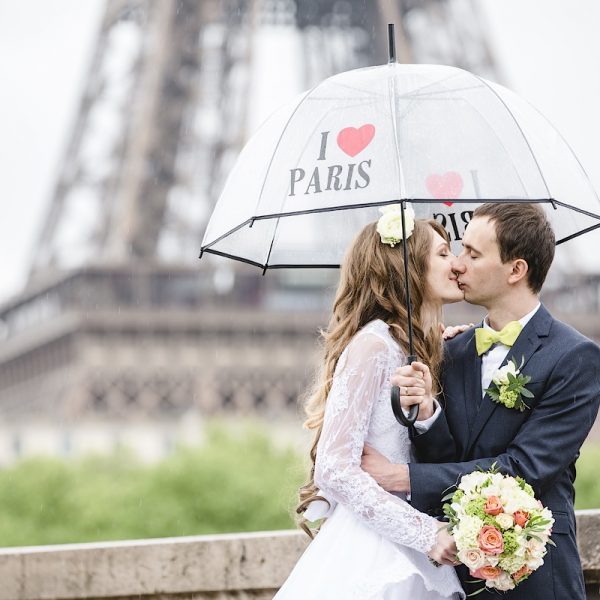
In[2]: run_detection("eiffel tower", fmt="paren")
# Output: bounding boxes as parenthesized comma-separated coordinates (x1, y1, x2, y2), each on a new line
(0, 0, 499, 456)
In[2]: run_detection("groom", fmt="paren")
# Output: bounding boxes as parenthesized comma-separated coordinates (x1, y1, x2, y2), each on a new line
(362, 202, 600, 598)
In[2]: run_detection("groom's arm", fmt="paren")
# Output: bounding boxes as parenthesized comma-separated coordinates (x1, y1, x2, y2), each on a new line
(406, 340, 599, 513)
(409, 402, 457, 463)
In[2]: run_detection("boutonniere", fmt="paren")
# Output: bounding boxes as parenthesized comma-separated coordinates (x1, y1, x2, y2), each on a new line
(485, 357, 533, 411)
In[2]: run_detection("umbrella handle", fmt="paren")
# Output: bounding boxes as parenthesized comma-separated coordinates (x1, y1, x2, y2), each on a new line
(391, 354, 419, 428)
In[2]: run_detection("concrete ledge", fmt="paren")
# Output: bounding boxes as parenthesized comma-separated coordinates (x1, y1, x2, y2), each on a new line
(0, 511, 598, 599)
(579, 510, 600, 584)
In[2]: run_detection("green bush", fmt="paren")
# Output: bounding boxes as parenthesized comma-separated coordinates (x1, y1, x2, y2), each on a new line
(574, 442, 600, 510)
(0, 423, 307, 547)
(0, 427, 597, 548)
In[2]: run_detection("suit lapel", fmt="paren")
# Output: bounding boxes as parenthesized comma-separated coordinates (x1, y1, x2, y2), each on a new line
(464, 306, 551, 457)
(462, 330, 482, 434)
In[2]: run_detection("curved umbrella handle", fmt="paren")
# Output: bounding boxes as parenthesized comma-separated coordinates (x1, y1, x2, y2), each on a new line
(391, 354, 419, 427)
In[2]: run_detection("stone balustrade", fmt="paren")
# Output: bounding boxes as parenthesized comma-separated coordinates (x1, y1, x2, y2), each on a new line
(0, 510, 598, 599)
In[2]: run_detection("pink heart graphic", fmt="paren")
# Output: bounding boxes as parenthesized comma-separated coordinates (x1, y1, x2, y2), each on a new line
(425, 172, 463, 206)
(337, 124, 376, 157)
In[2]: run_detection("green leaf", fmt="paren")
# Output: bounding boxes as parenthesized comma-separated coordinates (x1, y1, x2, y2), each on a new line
(520, 388, 534, 398)
(466, 586, 488, 596)
(441, 483, 458, 496)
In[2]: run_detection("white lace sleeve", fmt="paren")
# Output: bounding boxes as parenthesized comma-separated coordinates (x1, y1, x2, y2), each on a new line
(314, 331, 439, 555)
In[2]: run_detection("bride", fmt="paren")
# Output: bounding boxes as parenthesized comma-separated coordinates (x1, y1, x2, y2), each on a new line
(274, 208, 466, 599)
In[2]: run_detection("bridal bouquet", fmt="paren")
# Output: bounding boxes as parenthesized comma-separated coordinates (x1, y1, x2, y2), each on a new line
(443, 466, 554, 593)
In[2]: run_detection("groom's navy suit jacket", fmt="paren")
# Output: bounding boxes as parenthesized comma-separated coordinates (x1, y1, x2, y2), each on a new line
(409, 304, 600, 599)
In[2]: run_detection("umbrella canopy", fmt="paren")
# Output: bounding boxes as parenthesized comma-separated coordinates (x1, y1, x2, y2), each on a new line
(200, 62, 600, 267)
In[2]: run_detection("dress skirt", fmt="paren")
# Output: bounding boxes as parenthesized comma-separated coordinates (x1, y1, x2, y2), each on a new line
(274, 504, 465, 599)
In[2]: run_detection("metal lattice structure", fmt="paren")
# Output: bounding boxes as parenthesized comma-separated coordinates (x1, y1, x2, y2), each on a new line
(29, 0, 498, 281)
(0, 0, 532, 459)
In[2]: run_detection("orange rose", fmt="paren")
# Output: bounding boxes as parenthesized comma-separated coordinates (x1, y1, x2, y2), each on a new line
(513, 510, 529, 527)
(478, 525, 504, 554)
(512, 565, 532, 582)
(471, 565, 502, 580)
(484, 495, 503, 516)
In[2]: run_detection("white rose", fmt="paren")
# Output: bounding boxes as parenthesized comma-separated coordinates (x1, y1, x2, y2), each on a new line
(525, 555, 545, 571)
(458, 548, 486, 571)
(499, 476, 520, 496)
(376, 203, 415, 246)
(495, 512, 514, 529)
(488, 572, 516, 591)
(526, 538, 546, 558)
(451, 502, 466, 518)
(481, 484, 501, 498)
(492, 362, 518, 386)
(540, 507, 555, 532)
(458, 471, 489, 493)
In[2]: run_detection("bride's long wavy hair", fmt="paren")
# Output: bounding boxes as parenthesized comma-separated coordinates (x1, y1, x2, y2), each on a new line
(296, 218, 448, 537)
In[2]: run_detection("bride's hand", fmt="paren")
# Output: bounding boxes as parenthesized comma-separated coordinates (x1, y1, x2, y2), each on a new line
(391, 362, 434, 420)
(428, 525, 459, 566)
(441, 322, 474, 340)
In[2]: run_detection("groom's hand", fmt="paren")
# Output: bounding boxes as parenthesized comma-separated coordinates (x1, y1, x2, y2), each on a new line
(429, 525, 460, 566)
(361, 445, 410, 492)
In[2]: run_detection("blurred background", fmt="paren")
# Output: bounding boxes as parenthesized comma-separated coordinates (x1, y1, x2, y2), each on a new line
(0, 0, 599, 546)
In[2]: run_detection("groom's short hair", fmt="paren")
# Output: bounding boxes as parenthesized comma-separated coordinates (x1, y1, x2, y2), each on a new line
(472, 203, 555, 293)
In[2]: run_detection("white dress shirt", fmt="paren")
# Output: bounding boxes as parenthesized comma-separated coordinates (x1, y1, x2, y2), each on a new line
(480, 303, 541, 394)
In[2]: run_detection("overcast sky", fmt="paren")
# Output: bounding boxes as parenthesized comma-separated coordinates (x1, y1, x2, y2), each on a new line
(0, 0, 599, 303)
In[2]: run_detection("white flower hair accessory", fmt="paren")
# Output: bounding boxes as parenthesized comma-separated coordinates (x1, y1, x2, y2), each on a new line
(376, 203, 415, 247)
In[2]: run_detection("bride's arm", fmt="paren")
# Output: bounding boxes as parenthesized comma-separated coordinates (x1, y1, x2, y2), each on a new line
(314, 331, 440, 555)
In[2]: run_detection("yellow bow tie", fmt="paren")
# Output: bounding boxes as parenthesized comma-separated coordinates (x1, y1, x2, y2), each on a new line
(475, 321, 523, 356)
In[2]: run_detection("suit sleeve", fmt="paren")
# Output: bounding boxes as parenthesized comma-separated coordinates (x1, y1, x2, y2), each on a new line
(409, 339, 600, 513)
(409, 346, 458, 463)
(409, 402, 457, 463)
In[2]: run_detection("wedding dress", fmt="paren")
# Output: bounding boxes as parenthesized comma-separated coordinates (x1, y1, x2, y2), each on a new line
(274, 320, 465, 599)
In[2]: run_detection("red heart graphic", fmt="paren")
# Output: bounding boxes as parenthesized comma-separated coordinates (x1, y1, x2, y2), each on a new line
(425, 172, 463, 206)
(337, 124, 376, 157)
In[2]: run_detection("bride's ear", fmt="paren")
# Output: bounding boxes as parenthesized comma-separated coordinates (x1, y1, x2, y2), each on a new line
(508, 258, 528, 285)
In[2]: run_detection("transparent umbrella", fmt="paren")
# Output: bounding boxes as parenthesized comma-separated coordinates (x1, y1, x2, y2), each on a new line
(200, 27, 600, 425)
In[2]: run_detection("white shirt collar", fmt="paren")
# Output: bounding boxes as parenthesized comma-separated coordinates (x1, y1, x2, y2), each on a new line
(483, 302, 541, 332)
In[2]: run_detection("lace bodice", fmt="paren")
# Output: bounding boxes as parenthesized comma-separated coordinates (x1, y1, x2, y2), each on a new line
(314, 320, 439, 555)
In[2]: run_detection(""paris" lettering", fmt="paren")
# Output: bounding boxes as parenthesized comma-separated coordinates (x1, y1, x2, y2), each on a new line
(288, 130, 372, 196)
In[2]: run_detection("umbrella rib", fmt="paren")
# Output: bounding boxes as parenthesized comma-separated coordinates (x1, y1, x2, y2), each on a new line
(252, 76, 336, 219)
(249, 198, 554, 221)
(203, 247, 341, 270)
(552, 200, 600, 221)
(199, 218, 254, 254)
(201, 248, 266, 269)
(262, 225, 278, 272)
(387, 64, 406, 199)
(267, 263, 340, 269)
(440, 94, 532, 196)
(490, 81, 600, 210)
(556, 222, 600, 245)
(473, 75, 553, 200)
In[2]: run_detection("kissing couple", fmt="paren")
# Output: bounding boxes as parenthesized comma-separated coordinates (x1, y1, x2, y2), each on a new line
(274, 202, 600, 599)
